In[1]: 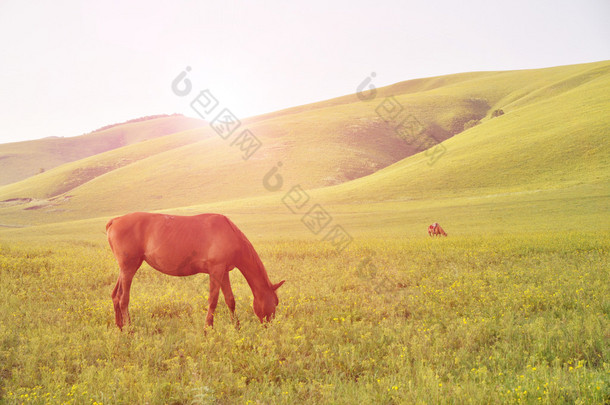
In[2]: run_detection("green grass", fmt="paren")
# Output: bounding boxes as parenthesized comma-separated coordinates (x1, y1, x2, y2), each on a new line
(0, 60, 609, 404)
(0, 232, 608, 404)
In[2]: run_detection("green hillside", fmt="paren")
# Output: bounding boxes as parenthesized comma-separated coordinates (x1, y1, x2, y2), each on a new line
(322, 62, 610, 201)
(0, 128, 210, 201)
(0, 115, 205, 186)
(0, 61, 608, 234)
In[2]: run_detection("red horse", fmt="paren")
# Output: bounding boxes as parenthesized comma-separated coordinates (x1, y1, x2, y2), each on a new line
(106, 212, 285, 330)
(428, 222, 447, 237)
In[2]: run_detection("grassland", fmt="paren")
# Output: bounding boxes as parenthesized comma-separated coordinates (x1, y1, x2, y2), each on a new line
(0, 60, 609, 404)
(0, 232, 608, 404)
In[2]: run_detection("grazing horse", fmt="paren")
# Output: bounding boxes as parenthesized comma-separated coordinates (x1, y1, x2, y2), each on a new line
(106, 212, 285, 330)
(428, 222, 448, 237)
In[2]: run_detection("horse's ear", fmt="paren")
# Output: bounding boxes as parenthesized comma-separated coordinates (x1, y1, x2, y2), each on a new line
(272, 280, 285, 290)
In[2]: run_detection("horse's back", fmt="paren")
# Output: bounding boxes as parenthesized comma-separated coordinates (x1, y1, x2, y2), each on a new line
(107, 212, 244, 273)
(107, 212, 236, 245)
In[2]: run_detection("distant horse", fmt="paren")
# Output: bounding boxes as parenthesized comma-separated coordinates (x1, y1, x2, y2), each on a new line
(428, 222, 447, 237)
(106, 212, 285, 330)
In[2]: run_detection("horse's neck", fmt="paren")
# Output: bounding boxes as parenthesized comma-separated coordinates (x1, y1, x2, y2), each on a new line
(236, 246, 273, 298)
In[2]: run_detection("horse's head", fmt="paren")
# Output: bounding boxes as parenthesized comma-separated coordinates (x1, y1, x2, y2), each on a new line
(253, 280, 285, 322)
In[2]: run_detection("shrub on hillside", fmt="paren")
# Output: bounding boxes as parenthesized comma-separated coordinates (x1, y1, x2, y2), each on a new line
(463, 119, 480, 131)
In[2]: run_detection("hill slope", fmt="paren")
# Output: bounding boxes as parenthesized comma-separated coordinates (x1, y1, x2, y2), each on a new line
(0, 60, 608, 231)
(321, 61, 610, 202)
(0, 115, 205, 186)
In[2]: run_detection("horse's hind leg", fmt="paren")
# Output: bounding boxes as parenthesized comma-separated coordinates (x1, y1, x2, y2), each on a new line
(111, 259, 141, 330)
(117, 267, 138, 329)
(220, 271, 240, 329)
(111, 279, 123, 328)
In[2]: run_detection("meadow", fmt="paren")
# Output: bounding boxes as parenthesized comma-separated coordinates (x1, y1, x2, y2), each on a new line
(1, 231, 608, 404)
(1, 60, 608, 404)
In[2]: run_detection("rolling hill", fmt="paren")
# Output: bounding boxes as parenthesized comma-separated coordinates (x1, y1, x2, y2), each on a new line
(0, 114, 206, 186)
(0, 60, 608, 236)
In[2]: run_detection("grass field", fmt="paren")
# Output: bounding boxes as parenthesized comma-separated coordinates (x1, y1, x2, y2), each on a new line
(1, 61, 609, 404)
(0, 232, 608, 404)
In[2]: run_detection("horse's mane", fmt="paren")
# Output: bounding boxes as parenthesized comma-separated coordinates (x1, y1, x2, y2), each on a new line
(223, 216, 274, 289)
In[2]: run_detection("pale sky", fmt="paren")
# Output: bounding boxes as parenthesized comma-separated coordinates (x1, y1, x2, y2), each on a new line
(0, 0, 608, 144)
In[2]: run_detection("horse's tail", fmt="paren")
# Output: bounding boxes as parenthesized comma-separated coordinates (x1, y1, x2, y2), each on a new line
(105, 218, 114, 234)
(105, 217, 118, 252)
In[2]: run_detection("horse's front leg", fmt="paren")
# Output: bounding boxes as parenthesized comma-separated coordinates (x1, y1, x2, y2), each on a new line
(206, 266, 225, 328)
(220, 271, 240, 329)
